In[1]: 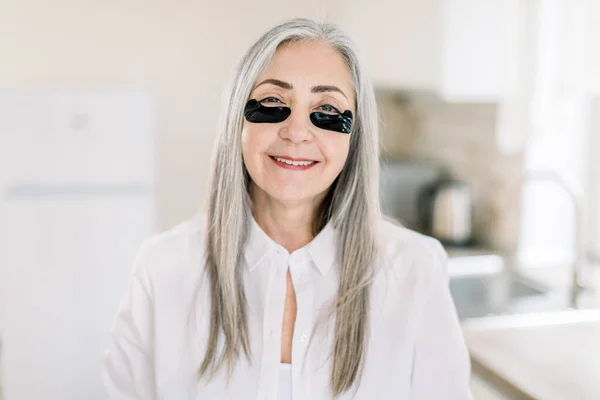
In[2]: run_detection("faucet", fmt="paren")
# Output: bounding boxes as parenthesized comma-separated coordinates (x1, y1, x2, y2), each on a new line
(523, 171, 589, 307)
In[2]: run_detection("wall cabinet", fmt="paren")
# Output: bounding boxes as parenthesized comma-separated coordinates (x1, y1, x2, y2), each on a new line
(329, 0, 518, 102)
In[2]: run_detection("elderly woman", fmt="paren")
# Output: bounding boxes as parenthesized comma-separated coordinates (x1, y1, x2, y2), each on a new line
(103, 18, 473, 400)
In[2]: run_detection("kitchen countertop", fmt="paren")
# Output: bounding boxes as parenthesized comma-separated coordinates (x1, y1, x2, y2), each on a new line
(470, 372, 512, 400)
(463, 310, 600, 400)
(445, 246, 505, 258)
(447, 247, 600, 399)
(445, 246, 505, 277)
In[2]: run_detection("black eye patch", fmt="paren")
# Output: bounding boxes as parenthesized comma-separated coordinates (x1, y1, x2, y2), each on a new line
(244, 99, 291, 123)
(244, 99, 353, 134)
(309, 111, 353, 134)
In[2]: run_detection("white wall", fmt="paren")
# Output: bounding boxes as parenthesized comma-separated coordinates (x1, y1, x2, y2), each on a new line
(588, 0, 600, 94)
(588, 98, 600, 259)
(377, 93, 525, 251)
(0, 0, 330, 229)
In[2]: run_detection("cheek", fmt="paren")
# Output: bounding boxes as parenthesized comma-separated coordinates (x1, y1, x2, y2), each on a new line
(321, 135, 350, 171)
(241, 124, 273, 160)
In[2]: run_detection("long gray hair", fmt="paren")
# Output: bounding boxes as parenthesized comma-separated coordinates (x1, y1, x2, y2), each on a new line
(199, 17, 382, 398)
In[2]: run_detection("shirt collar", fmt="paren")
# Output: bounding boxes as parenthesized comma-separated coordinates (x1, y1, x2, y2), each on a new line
(244, 214, 338, 276)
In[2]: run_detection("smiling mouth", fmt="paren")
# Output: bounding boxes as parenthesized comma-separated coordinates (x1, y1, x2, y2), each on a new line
(268, 155, 320, 169)
(269, 155, 318, 166)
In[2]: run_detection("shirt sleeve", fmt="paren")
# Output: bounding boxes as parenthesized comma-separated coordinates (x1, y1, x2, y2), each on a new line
(102, 239, 156, 400)
(410, 239, 474, 400)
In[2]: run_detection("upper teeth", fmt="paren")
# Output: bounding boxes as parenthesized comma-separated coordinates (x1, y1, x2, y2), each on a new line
(274, 157, 315, 166)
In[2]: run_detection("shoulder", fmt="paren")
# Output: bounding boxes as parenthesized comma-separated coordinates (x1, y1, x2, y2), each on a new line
(143, 212, 206, 250)
(377, 217, 449, 285)
(133, 212, 208, 283)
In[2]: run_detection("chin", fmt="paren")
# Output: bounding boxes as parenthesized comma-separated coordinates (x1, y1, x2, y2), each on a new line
(266, 186, 318, 204)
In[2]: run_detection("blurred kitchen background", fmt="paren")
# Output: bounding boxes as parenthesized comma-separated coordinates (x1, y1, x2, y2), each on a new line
(1, 1, 599, 399)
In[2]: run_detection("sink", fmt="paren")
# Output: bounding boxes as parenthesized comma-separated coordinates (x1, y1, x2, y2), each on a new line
(450, 271, 551, 320)
(451, 274, 546, 303)
(445, 250, 599, 320)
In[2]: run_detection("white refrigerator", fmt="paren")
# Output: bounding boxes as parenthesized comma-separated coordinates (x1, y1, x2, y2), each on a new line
(0, 87, 156, 399)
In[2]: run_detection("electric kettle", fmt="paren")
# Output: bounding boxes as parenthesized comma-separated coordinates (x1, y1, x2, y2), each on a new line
(418, 178, 473, 246)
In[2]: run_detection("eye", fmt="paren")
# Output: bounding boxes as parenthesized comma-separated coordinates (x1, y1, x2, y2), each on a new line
(259, 96, 283, 105)
(318, 104, 341, 114)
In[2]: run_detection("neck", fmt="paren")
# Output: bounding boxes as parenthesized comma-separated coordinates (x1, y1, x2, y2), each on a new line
(250, 183, 325, 253)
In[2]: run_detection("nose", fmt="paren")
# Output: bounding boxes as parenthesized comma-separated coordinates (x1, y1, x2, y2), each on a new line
(279, 108, 312, 144)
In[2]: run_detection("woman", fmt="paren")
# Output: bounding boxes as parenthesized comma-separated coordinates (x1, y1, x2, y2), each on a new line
(103, 18, 473, 400)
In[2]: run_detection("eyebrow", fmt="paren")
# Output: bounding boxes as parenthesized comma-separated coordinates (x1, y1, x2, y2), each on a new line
(253, 79, 348, 100)
(254, 78, 293, 91)
(312, 85, 348, 100)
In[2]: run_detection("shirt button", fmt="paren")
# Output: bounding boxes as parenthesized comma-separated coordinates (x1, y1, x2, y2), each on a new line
(292, 251, 307, 265)
(299, 334, 308, 343)
(269, 328, 273, 337)
(297, 273, 308, 284)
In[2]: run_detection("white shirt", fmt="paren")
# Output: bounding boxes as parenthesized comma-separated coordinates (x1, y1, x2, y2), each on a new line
(102, 212, 473, 399)
(278, 364, 292, 400)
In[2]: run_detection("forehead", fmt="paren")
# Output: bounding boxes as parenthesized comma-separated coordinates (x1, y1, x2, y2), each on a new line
(255, 41, 355, 96)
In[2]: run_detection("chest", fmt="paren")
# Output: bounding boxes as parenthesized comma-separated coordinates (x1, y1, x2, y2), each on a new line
(153, 256, 419, 399)
(280, 269, 297, 364)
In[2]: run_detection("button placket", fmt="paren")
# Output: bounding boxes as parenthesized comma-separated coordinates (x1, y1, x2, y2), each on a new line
(289, 256, 314, 400)
(256, 251, 289, 400)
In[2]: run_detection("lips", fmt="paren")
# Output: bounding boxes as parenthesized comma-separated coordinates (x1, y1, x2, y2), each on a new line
(268, 155, 319, 170)
(271, 155, 316, 162)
